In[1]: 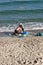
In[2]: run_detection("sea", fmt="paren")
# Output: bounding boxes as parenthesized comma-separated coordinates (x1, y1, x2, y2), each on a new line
(0, 0, 43, 32)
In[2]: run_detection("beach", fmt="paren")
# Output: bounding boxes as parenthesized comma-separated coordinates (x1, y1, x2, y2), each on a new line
(0, 0, 43, 65)
(0, 35, 43, 65)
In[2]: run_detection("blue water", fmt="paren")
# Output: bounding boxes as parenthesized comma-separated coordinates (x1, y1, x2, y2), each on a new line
(0, 0, 43, 22)
(0, 0, 43, 32)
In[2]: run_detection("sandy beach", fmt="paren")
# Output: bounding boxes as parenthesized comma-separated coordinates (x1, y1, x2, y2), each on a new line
(0, 0, 43, 65)
(0, 35, 43, 65)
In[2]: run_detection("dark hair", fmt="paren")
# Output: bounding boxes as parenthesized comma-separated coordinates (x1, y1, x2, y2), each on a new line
(19, 25, 24, 31)
(19, 25, 22, 27)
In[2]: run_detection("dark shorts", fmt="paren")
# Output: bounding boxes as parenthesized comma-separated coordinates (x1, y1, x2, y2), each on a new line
(12, 30, 18, 35)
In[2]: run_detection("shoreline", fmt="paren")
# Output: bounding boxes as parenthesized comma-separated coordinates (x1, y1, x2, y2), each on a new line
(0, 29, 43, 37)
(0, 29, 43, 32)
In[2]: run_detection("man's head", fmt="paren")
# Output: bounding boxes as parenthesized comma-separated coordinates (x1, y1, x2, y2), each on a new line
(19, 23, 23, 27)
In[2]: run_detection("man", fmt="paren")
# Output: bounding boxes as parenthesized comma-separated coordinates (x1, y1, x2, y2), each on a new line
(12, 23, 24, 35)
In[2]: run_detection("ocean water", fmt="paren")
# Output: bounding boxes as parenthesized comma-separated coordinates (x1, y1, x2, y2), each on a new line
(0, 0, 43, 32)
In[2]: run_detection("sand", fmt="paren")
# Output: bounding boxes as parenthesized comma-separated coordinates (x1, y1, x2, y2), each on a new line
(0, 35, 43, 65)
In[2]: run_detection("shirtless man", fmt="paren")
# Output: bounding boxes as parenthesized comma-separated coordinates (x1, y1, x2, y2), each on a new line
(12, 23, 24, 35)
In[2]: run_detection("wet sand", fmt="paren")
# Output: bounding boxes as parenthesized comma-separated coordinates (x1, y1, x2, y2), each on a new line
(0, 29, 43, 37)
(0, 35, 43, 65)
(28, 29, 43, 33)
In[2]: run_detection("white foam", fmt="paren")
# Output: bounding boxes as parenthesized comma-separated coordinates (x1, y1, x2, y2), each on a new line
(31, 27, 43, 30)
(0, 22, 43, 32)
